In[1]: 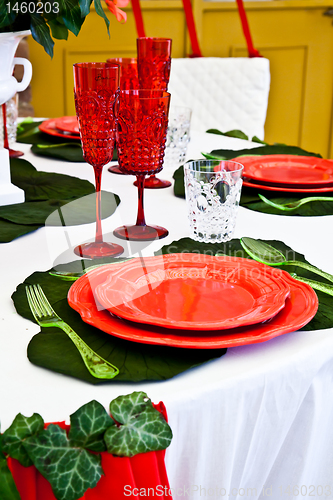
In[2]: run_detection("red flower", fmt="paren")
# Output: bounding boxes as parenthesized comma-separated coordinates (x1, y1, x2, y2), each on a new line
(104, 0, 129, 22)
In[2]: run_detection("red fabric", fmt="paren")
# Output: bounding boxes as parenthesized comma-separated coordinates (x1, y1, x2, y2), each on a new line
(131, 0, 146, 38)
(181, 0, 202, 57)
(235, 0, 262, 57)
(6, 403, 172, 500)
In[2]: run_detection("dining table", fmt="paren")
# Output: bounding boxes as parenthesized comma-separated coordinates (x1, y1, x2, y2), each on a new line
(2, 127, 333, 500)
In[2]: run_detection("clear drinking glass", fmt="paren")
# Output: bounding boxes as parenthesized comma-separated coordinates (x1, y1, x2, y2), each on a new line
(184, 159, 244, 243)
(163, 106, 192, 169)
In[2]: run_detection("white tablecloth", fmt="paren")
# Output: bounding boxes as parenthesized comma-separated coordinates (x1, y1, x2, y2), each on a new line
(2, 131, 333, 499)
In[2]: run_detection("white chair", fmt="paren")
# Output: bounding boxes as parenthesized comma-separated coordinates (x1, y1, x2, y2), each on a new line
(168, 57, 270, 140)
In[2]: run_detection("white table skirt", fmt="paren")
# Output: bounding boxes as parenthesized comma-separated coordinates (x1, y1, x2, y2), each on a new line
(1, 131, 333, 499)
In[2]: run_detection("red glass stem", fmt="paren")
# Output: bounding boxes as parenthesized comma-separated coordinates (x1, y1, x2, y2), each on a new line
(136, 175, 146, 226)
(94, 166, 103, 244)
(2, 103, 9, 150)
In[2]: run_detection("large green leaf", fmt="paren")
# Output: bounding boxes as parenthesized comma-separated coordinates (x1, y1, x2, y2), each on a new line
(0, 0, 16, 29)
(105, 392, 172, 456)
(10, 158, 94, 202)
(12, 268, 226, 383)
(206, 129, 250, 141)
(17, 120, 81, 147)
(0, 158, 121, 242)
(23, 424, 102, 500)
(58, 0, 85, 35)
(94, 0, 110, 35)
(0, 191, 120, 227)
(68, 400, 115, 452)
(159, 237, 333, 332)
(0, 219, 41, 243)
(2, 413, 44, 467)
(79, 0, 92, 17)
(207, 143, 322, 160)
(48, 18, 69, 40)
(30, 13, 55, 57)
(31, 143, 84, 162)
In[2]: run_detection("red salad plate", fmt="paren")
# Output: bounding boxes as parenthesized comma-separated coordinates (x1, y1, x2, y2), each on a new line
(67, 262, 318, 349)
(237, 155, 333, 186)
(93, 254, 290, 330)
(39, 118, 80, 140)
(54, 116, 80, 135)
(243, 178, 333, 194)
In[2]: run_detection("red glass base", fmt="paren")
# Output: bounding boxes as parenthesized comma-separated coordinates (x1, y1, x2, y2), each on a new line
(9, 148, 24, 158)
(134, 175, 172, 189)
(108, 164, 126, 175)
(74, 241, 124, 259)
(113, 225, 169, 241)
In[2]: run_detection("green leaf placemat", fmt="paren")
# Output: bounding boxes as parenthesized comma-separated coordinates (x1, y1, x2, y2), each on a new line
(30, 143, 85, 162)
(173, 142, 333, 216)
(0, 158, 120, 243)
(16, 120, 118, 162)
(11, 264, 226, 384)
(159, 237, 333, 332)
(17, 120, 73, 146)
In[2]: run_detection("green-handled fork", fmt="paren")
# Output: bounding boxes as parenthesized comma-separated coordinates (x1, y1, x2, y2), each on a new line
(258, 194, 333, 211)
(25, 284, 119, 380)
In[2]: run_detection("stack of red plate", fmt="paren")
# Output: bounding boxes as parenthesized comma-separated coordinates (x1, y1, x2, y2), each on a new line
(39, 116, 80, 140)
(237, 154, 333, 194)
(67, 253, 318, 349)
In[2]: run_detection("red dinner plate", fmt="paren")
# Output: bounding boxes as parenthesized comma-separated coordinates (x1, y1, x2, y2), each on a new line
(67, 263, 318, 349)
(39, 118, 80, 141)
(55, 116, 80, 135)
(237, 155, 333, 186)
(93, 254, 290, 330)
(243, 178, 333, 194)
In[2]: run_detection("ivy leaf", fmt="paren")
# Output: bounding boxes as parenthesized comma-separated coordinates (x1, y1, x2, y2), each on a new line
(0, 431, 21, 500)
(94, 0, 110, 36)
(105, 392, 172, 457)
(2, 413, 44, 467)
(68, 400, 115, 452)
(23, 424, 103, 500)
(48, 18, 69, 40)
(79, 0, 92, 17)
(0, 460, 21, 500)
(58, 0, 85, 35)
(30, 13, 55, 57)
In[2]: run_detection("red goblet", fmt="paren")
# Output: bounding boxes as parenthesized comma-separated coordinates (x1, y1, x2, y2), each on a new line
(73, 62, 124, 259)
(106, 58, 139, 175)
(136, 37, 172, 189)
(2, 101, 23, 158)
(113, 89, 170, 241)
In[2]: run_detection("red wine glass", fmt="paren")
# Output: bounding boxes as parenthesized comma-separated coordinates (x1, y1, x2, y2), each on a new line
(113, 89, 171, 241)
(136, 37, 172, 189)
(106, 57, 139, 175)
(73, 62, 124, 259)
(2, 101, 23, 158)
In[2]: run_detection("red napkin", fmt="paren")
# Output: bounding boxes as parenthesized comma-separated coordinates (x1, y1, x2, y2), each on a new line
(7, 402, 172, 500)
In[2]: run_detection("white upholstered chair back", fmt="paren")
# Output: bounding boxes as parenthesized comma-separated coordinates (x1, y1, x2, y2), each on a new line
(167, 57, 270, 140)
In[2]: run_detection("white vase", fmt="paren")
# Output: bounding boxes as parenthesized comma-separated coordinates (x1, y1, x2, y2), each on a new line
(0, 30, 32, 207)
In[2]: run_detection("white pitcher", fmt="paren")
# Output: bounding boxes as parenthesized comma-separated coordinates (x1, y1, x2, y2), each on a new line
(0, 30, 32, 105)
(0, 30, 32, 206)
